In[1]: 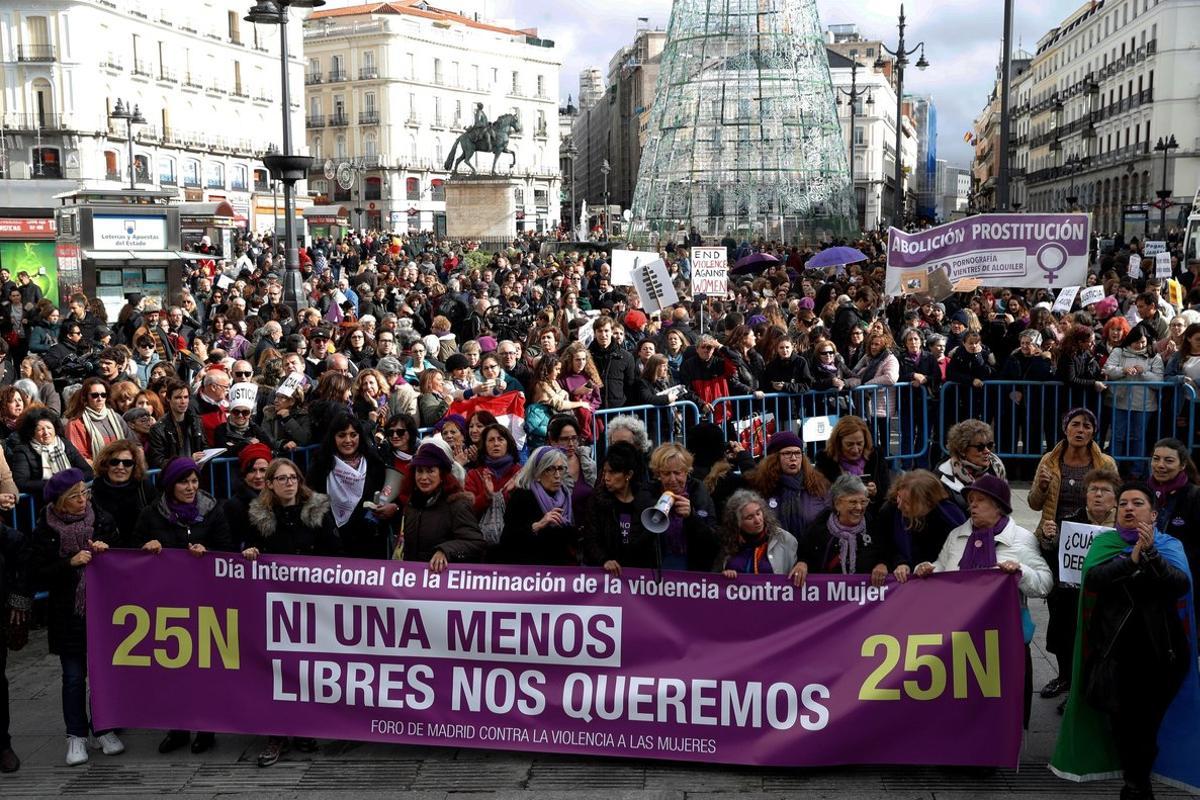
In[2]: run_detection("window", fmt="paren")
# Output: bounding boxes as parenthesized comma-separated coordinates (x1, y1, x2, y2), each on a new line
(335, 134, 346, 159)
(365, 176, 382, 200)
(406, 53, 415, 79)
(431, 179, 445, 201)
(227, 11, 241, 43)
(308, 97, 320, 118)
(104, 150, 120, 180)
(134, 154, 150, 183)
(184, 158, 200, 187)
(365, 92, 376, 112)
(253, 168, 269, 191)
(363, 51, 375, 72)
(307, 58, 319, 77)
(331, 55, 343, 78)
(511, 71, 520, 95)
(406, 177, 420, 200)
(231, 164, 248, 190)
(159, 155, 176, 184)
(434, 58, 442, 84)
(205, 161, 224, 189)
(363, 134, 376, 157)
(537, 75, 545, 97)
(853, 126, 865, 145)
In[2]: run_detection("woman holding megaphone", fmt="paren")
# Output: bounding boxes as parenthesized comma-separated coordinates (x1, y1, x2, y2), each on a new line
(646, 443, 719, 572)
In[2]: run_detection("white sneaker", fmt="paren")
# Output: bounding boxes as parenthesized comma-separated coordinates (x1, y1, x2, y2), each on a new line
(65, 736, 88, 766)
(96, 732, 125, 756)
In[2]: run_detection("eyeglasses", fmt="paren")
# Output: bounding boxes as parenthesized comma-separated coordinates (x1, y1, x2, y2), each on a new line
(556, 435, 580, 445)
(1087, 485, 1115, 495)
(88, 392, 107, 399)
(968, 441, 996, 452)
(109, 458, 135, 468)
(270, 474, 299, 484)
(777, 449, 804, 459)
(499, 350, 517, 357)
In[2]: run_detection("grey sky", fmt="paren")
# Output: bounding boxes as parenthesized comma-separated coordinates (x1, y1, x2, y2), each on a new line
(321, 1, 1087, 168)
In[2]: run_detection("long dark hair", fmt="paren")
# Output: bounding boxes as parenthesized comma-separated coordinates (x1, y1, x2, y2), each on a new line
(310, 411, 377, 479)
(473, 422, 518, 467)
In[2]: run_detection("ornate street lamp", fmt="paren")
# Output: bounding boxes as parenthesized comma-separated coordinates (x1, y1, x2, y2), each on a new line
(876, 4, 928, 228)
(108, 98, 146, 190)
(836, 60, 874, 227)
(1154, 134, 1179, 238)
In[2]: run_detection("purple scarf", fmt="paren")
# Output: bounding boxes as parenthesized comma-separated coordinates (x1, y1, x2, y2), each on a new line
(1115, 525, 1141, 545)
(166, 496, 202, 526)
(662, 490, 688, 562)
(727, 531, 773, 574)
(1149, 472, 1190, 507)
(49, 505, 96, 616)
(826, 512, 866, 574)
(532, 482, 573, 527)
(485, 454, 515, 479)
(958, 515, 1007, 570)
(839, 457, 866, 476)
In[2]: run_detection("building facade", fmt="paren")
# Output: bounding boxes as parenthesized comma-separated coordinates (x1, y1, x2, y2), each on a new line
(577, 67, 603, 111)
(1014, 0, 1200, 237)
(303, 1, 561, 236)
(827, 49, 917, 231)
(0, 0, 305, 232)
(907, 94, 937, 221)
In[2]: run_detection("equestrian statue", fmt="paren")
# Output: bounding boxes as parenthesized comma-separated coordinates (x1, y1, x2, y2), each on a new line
(444, 104, 522, 175)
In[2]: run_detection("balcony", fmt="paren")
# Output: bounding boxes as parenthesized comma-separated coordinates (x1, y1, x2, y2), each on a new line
(405, 113, 420, 127)
(253, 179, 270, 192)
(253, 90, 274, 103)
(183, 75, 204, 90)
(358, 67, 379, 80)
(207, 82, 228, 95)
(17, 44, 56, 62)
(232, 85, 249, 98)
(100, 55, 123, 71)
(105, 170, 122, 182)
(359, 110, 379, 125)
(205, 178, 225, 190)
(306, 114, 325, 128)
(158, 68, 178, 83)
(328, 70, 347, 82)
(4, 113, 67, 131)
(183, 176, 200, 188)
(305, 72, 322, 85)
(329, 113, 349, 127)
(231, 180, 248, 191)
(132, 60, 154, 78)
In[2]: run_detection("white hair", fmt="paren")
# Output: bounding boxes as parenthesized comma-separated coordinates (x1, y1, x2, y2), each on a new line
(606, 415, 651, 453)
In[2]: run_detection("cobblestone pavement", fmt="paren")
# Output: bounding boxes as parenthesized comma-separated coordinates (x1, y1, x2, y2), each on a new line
(2, 489, 1197, 799)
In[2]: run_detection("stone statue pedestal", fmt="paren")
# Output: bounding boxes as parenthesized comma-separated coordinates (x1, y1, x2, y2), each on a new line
(444, 176, 518, 246)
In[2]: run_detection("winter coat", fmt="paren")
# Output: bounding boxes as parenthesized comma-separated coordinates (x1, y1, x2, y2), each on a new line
(580, 486, 659, 569)
(0, 519, 30, 624)
(1103, 346, 1165, 411)
(464, 462, 522, 517)
(146, 411, 208, 469)
(715, 526, 799, 575)
(1150, 481, 1200, 614)
(307, 450, 389, 559)
(587, 340, 637, 409)
(31, 505, 119, 655)
(261, 407, 312, 449)
(245, 492, 340, 556)
(872, 499, 966, 571)
(803, 509, 887, 575)
(133, 491, 234, 553)
(66, 414, 134, 464)
(5, 433, 93, 496)
(852, 351, 899, 417)
(896, 350, 941, 397)
(498, 487, 580, 566)
(928, 517, 1054, 599)
(814, 449, 892, 513)
(763, 355, 813, 394)
(646, 475, 720, 572)
(27, 318, 57, 354)
(1026, 441, 1117, 533)
(90, 477, 157, 548)
(398, 488, 486, 564)
(212, 420, 275, 458)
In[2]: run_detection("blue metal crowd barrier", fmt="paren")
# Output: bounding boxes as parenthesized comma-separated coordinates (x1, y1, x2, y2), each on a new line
(590, 401, 701, 462)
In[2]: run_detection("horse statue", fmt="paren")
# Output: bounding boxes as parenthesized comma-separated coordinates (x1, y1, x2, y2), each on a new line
(443, 113, 522, 175)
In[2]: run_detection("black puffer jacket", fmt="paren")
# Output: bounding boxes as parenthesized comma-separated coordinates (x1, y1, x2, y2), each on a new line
(91, 478, 157, 548)
(31, 505, 119, 655)
(134, 491, 234, 552)
(581, 486, 659, 569)
(5, 433, 93, 496)
(646, 476, 720, 572)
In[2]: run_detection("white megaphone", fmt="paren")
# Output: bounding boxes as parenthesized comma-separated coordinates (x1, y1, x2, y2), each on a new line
(641, 492, 675, 534)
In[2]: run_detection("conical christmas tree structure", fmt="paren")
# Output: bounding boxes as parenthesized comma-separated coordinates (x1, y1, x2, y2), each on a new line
(630, 0, 856, 244)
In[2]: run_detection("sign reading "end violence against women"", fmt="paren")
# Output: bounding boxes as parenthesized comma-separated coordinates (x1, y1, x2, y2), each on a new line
(87, 552, 1024, 768)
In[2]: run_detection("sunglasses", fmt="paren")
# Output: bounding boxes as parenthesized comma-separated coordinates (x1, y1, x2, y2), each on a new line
(968, 442, 996, 452)
(818, 350, 835, 356)
(234, 371, 252, 378)
(388, 429, 408, 438)
(229, 408, 251, 417)
(109, 458, 135, 467)
(89, 392, 107, 399)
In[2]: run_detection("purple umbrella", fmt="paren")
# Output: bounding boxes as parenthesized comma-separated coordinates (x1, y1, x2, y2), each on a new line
(732, 252, 781, 274)
(805, 246, 869, 269)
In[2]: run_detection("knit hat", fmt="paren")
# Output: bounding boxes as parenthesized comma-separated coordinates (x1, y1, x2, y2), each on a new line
(411, 442, 453, 472)
(434, 413, 467, 435)
(950, 310, 969, 325)
(966, 474, 1012, 515)
(160, 457, 199, 492)
(623, 310, 648, 332)
(238, 442, 273, 475)
(44, 467, 86, 505)
(476, 335, 498, 353)
(445, 353, 470, 373)
(748, 314, 768, 327)
(123, 407, 152, 425)
(766, 430, 805, 456)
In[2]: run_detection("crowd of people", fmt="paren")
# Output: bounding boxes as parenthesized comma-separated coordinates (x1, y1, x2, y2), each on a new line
(0, 225, 1195, 799)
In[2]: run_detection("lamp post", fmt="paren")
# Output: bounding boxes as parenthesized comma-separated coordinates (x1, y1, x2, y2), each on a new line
(245, 0, 322, 311)
(1154, 134, 1178, 239)
(601, 158, 611, 238)
(836, 60, 874, 228)
(996, 0, 1015, 210)
(107, 98, 146, 190)
(1063, 153, 1087, 211)
(565, 140, 578, 238)
(876, 4, 928, 229)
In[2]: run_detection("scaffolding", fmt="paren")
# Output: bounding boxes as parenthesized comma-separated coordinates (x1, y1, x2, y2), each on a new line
(630, 0, 856, 245)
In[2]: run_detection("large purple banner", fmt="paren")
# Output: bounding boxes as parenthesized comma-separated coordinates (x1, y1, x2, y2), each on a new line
(885, 213, 1091, 295)
(87, 551, 1024, 768)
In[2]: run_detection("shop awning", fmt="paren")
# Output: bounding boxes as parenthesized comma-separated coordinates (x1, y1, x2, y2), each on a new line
(83, 250, 205, 261)
(302, 205, 350, 224)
